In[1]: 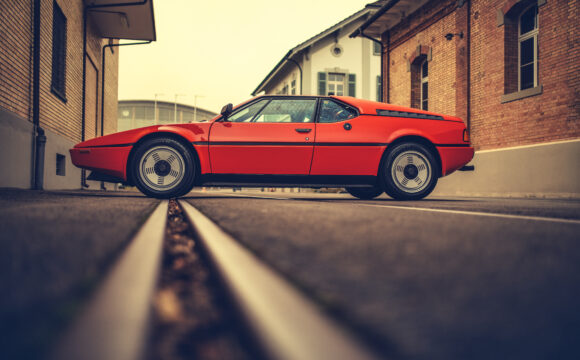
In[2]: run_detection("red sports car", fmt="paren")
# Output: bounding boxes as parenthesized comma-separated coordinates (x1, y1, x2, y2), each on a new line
(70, 96, 473, 200)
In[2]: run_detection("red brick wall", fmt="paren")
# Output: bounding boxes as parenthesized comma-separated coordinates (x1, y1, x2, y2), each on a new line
(382, 0, 580, 151)
(386, 0, 458, 117)
(0, 1, 32, 120)
(0, 0, 119, 142)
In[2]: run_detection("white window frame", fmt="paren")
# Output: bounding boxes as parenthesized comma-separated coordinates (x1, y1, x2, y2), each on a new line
(327, 73, 345, 96)
(518, 4, 538, 91)
(420, 59, 428, 111)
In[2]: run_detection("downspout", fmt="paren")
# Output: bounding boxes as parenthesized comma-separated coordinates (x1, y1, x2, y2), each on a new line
(100, 40, 151, 136)
(466, 0, 471, 134)
(386, 31, 390, 103)
(283, 56, 303, 95)
(32, 0, 45, 190)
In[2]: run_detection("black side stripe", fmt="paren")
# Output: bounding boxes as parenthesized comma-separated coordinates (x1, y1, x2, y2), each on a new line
(76, 143, 134, 149)
(199, 141, 389, 147)
(195, 141, 469, 147)
(434, 144, 471, 147)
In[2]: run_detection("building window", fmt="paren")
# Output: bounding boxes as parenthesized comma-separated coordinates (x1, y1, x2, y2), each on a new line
(373, 41, 381, 56)
(328, 73, 345, 96)
(291, 79, 296, 95)
(410, 55, 428, 110)
(420, 59, 428, 110)
(376, 75, 382, 102)
(518, 5, 538, 90)
(51, 1, 67, 101)
(56, 154, 66, 176)
(501, 2, 542, 103)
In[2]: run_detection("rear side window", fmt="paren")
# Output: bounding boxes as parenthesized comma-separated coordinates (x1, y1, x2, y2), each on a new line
(253, 99, 317, 123)
(318, 100, 357, 123)
(229, 100, 269, 122)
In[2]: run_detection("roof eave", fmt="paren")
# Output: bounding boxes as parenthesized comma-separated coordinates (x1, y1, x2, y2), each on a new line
(87, 0, 157, 41)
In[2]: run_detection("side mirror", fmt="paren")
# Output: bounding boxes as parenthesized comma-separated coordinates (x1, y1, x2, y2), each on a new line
(220, 103, 233, 121)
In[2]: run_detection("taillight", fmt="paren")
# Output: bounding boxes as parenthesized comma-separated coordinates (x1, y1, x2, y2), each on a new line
(463, 129, 470, 142)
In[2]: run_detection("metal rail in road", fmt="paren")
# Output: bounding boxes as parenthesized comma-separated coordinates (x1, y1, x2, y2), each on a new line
(179, 200, 379, 360)
(53, 201, 168, 360)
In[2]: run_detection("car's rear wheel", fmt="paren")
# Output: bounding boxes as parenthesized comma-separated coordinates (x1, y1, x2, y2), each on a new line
(345, 186, 383, 200)
(131, 137, 196, 199)
(381, 142, 438, 200)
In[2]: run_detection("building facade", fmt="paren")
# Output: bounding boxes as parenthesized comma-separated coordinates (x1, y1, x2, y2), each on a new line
(252, 2, 384, 101)
(118, 100, 217, 131)
(352, 0, 579, 197)
(0, 0, 155, 190)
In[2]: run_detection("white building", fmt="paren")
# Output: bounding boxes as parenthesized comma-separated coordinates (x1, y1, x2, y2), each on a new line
(252, 2, 383, 101)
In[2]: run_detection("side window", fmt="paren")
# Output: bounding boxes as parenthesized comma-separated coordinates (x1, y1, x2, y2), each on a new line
(253, 99, 316, 123)
(318, 100, 357, 123)
(228, 100, 268, 122)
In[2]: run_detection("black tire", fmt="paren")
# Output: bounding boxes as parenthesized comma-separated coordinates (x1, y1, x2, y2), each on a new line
(130, 137, 196, 199)
(345, 186, 383, 200)
(381, 142, 438, 200)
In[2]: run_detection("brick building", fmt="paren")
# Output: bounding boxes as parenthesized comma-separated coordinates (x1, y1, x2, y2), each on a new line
(351, 0, 579, 197)
(0, 0, 156, 190)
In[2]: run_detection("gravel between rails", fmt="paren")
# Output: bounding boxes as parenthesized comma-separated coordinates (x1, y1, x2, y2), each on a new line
(146, 200, 259, 360)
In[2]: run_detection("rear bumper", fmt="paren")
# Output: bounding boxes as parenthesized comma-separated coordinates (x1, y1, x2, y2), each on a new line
(70, 145, 132, 181)
(437, 145, 475, 176)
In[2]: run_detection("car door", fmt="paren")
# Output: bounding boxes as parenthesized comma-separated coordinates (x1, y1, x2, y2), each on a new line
(311, 99, 388, 176)
(209, 98, 317, 174)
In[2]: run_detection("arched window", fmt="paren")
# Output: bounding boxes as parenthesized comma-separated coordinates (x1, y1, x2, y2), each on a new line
(518, 4, 538, 90)
(501, 1, 542, 102)
(420, 59, 428, 110)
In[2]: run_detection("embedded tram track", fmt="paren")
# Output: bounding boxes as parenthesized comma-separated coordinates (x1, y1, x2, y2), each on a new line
(52, 197, 379, 360)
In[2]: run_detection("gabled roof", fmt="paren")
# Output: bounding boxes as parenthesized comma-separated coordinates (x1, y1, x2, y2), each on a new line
(252, 2, 384, 96)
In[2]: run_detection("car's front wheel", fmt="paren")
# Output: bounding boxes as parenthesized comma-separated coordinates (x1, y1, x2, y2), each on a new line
(130, 137, 196, 198)
(345, 186, 383, 200)
(381, 142, 438, 200)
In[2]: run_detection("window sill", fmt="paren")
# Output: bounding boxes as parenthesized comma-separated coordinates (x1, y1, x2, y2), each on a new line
(51, 86, 68, 103)
(501, 85, 542, 104)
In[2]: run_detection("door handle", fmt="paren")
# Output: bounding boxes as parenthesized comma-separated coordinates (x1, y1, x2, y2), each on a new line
(295, 128, 312, 133)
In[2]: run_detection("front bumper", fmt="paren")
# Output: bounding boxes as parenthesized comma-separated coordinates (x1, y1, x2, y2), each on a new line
(70, 145, 133, 181)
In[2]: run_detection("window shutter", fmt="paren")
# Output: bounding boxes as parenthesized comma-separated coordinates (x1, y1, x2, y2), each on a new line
(348, 74, 356, 97)
(318, 72, 326, 95)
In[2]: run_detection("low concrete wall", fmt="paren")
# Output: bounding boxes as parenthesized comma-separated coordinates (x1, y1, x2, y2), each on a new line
(42, 129, 82, 190)
(432, 139, 580, 198)
(0, 109, 34, 189)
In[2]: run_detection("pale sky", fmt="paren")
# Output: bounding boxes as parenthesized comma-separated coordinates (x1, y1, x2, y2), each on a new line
(118, 0, 374, 113)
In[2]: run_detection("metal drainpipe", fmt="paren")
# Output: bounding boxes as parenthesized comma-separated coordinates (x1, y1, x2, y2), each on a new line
(360, 32, 384, 102)
(283, 57, 303, 94)
(32, 0, 44, 190)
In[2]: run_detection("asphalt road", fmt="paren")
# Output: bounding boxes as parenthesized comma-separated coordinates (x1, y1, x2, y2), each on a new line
(0, 189, 159, 359)
(185, 191, 580, 360)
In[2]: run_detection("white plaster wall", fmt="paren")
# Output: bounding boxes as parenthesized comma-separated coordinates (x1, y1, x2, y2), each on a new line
(266, 21, 380, 100)
(432, 139, 580, 198)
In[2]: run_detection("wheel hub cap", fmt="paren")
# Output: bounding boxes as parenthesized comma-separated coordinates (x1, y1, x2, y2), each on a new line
(139, 146, 185, 191)
(154, 160, 171, 176)
(403, 164, 419, 179)
(391, 150, 432, 193)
